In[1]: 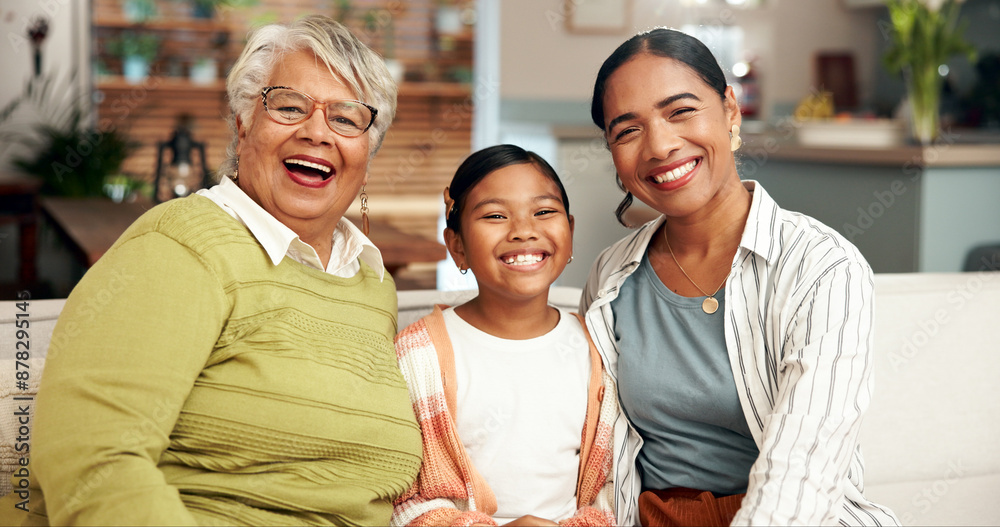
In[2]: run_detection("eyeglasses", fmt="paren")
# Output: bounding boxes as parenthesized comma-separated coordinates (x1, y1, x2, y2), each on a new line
(261, 86, 378, 138)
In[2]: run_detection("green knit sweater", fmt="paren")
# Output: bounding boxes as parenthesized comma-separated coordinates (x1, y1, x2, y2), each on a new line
(24, 195, 422, 526)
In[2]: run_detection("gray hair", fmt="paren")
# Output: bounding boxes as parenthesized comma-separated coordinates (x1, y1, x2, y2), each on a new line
(220, 15, 397, 178)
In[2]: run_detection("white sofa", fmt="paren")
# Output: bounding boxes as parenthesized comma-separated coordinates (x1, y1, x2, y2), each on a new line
(2, 275, 998, 525)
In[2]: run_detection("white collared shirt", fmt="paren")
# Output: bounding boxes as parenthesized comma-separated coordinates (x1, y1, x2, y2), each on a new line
(581, 181, 899, 526)
(196, 177, 384, 280)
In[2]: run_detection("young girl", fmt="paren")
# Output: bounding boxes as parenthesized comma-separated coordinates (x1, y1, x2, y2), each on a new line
(392, 144, 616, 527)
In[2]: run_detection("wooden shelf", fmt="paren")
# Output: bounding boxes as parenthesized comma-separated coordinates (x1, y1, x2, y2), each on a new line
(437, 30, 474, 42)
(91, 0, 475, 236)
(93, 16, 230, 32)
(96, 76, 227, 92)
(95, 78, 469, 97)
(398, 81, 472, 98)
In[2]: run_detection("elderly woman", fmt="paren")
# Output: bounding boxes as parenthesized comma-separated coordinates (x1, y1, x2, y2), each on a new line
(580, 28, 899, 526)
(19, 15, 421, 526)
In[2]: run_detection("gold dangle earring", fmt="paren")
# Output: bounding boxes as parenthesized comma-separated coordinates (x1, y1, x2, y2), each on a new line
(230, 157, 239, 184)
(359, 185, 370, 236)
(730, 124, 743, 151)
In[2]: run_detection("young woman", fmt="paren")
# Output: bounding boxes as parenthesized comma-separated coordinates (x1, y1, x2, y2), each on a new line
(392, 144, 616, 527)
(581, 28, 900, 526)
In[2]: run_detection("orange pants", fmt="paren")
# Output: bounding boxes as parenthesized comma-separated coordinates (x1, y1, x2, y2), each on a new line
(638, 488, 745, 527)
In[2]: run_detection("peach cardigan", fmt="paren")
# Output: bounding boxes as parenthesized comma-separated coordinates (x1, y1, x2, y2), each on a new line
(391, 306, 617, 527)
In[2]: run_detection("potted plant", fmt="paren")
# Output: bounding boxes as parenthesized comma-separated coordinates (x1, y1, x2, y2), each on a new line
(189, 57, 218, 85)
(333, 0, 352, 24)
(120, 0, 157, 22)
(365, 8, 404, 83)
(107, 31, 161, 84)
(189, 31, 228, 85)
(883, 0, 976, 144)
(180, 0, 259, 20)
(435, 0, 465, 35)
(4, 74, 139, 197)
(13, 117, 137, 197)
(103, 173, 147, 203)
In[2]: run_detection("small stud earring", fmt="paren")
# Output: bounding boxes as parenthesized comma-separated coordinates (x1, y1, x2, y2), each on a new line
(568, 255, 574, 264)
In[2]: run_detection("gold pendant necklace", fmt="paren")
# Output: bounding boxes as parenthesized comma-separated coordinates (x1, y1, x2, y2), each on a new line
(663, 227, 727, 314)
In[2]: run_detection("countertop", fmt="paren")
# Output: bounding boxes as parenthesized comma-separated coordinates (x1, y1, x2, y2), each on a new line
(551, 124, 1000, 168)
(741, 131, 1000, 168)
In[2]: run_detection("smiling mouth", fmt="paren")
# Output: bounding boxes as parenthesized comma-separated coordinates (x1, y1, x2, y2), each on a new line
(285, 158, 333, 180)
(501, 253, 547, 266)
(651, 159, 698, 184)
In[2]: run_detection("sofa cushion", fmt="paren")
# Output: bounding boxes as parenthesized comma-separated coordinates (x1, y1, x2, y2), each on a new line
(2, 275, 997, 527)
(861, 273, 1000, 525)
(866, 473, 1000, 526)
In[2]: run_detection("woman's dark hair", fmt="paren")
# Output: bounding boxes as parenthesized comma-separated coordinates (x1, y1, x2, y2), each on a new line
(445, 144, 569, 233)
(590, 28, 729, 226)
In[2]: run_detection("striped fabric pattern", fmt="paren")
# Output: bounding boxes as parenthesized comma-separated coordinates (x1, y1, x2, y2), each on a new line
(392, 307, 617, 527)
(580, 181, 900, 526)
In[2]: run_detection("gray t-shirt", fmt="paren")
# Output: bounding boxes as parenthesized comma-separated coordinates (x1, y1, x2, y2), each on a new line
(612, 254, 758, 495)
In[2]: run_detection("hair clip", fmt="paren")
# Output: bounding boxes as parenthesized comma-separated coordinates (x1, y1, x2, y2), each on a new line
(443, 186, 456, 218)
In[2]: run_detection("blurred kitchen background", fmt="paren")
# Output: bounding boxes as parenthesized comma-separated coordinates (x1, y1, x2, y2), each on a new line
(1, 0, 998, 299)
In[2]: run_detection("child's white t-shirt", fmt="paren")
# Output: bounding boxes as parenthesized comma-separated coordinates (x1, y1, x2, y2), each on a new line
(441, 306, 591, 524)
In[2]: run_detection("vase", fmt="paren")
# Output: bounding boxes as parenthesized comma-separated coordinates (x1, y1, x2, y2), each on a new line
(190, 58, 217, 85)
(384, 58, 405, 83)
(906, 63, 942, 145)
(122, 0, 155, 21)
(435, 6, 464, 35)
(123, 56, 149, 84)
(190, 1, 215, 19)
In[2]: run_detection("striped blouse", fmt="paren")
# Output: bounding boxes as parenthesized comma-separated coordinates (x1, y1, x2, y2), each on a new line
(580, 181, 900, 526)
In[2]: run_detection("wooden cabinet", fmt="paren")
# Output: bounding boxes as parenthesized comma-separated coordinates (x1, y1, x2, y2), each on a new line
(92, 0, 475, 238)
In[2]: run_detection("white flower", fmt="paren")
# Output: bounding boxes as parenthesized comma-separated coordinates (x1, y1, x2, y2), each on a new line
(922, 0, 945, 11)
(919, 0, 964, 11)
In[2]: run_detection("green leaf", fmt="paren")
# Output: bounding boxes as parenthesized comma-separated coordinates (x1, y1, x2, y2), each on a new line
(882, 0, 977, 77)
(4, 72, 138, 197)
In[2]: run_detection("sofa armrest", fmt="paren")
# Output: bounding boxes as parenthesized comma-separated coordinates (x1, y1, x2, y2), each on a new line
(1, 298, 66, 497)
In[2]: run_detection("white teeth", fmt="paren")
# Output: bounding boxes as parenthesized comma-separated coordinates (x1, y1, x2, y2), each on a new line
(652, 160, 697, 184)
(503, 254, 544, 265)
(285, 158, 332, 174)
